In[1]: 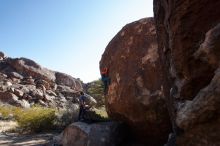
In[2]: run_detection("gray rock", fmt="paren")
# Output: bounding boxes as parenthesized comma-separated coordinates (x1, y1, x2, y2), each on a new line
(5, 81, 12, 87)
(60, 122, 123, 146)
(14, 88, 24, 97)
(8, 72, 23, 79)
(35, 79, 50, 90)
(84, 93, 97, 106)
(22, 76, 35, 85)
(18, 99, 31, 108)
(56, 85, 78, 97)
(46, 90, 57, 97)
(30, 89, 44, 100)
(0, 73, 7, 79)
(38, 99, 47, 107)
(44, 95, 54, 102)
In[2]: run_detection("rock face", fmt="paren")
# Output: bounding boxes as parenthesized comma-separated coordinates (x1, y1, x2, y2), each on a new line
(59, 122, 123, 146)
(154, 0, 220, 145)
(100, 18, 171, 145)
(0, 53, 90, 111)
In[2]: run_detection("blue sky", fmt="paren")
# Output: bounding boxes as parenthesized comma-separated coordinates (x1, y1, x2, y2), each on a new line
(0, 0, 153, 83)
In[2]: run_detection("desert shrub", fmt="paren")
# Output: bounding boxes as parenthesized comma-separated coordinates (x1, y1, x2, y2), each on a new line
(0, 105, 56, 132)
(15, 107, 56, 132)
(0, 105, 21, 120)
(0, 106, 12, 118)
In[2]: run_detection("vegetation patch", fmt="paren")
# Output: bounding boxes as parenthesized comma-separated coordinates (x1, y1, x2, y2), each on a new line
(0, 105, 56, 133)
(87, 79, 105, 108)
(16, 107, 56, 132)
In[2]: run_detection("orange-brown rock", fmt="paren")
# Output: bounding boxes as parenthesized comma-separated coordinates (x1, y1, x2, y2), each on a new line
(100, 18, 171, 145)
(154, 0, 220, 145)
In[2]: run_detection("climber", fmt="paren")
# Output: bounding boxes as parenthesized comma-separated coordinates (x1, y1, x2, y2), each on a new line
(101, 67, 110, 95)
(78, 91, 87, 121)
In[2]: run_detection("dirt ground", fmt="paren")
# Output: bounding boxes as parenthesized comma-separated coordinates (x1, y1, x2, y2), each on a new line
(0, 120, 60, 146)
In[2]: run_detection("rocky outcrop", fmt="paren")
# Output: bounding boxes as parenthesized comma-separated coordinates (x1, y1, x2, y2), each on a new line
(154, 0, 220, 145)
(0, 57, 82, 90)
(58, 122, 123, 146)
(100, 18, 171, 145)
(0, 53, 92, 111)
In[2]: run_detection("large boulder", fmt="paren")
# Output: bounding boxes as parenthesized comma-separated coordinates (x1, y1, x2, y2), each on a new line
(100, 18, 171, 145)
(153, 0, 220, 145)
(59, 122, 123, 146)
(55, 72, 83, 91)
